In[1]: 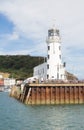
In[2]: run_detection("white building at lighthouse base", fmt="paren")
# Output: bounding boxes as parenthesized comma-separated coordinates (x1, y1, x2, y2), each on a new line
(33, 62, 65, 82)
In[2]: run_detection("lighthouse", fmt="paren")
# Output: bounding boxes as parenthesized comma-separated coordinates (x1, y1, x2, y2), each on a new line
(33, 26, 66, 81)
(46, 26, 65, 80)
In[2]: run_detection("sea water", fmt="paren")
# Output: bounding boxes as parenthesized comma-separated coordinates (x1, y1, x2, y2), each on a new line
(0, 92, 84, 130)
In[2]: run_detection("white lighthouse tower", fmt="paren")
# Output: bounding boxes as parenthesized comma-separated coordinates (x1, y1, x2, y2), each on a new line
(46, 26, 65, 80)
(33, 26, 66, 81)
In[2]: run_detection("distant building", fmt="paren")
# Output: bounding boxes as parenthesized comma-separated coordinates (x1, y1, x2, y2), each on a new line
(0, 75, 3, 79)
(4, 78, 16, 86)
(33, 26, 66, 82)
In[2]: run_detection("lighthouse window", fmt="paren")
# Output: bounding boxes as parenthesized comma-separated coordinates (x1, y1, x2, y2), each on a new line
(59, 55, 61, 59)
(47, 64, 49, 69)
(59, 46, 61, 50)
(48, 46, 50, 50)
(47, 55, 50, 59)
(47, 74, 49, 79)
(57, 73, 59, 79)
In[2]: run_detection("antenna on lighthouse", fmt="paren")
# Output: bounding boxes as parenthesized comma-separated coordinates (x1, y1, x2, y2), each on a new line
(52, 24, 55, 29)
(52, 18, 57, 28)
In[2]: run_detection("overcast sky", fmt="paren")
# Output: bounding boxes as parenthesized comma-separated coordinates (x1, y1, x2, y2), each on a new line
(0, 0, 84, 79)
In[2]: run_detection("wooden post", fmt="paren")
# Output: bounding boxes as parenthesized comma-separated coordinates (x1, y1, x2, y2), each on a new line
(70, 86, 74, 104)
(60, 86, 65, 104)
(65, 86, 70, 104)
(45, 87, 51, 104)
(32, 87, 36, 104)
(51, 87, 55, 104)
(41, 87, 46, 104)
(74, 86, 79, 104)
(36, 87, 41, 104)
(56, 87, 60, 104)
(79, 86, 84, 104)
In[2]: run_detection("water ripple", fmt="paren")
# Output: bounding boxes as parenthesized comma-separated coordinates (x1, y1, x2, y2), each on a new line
(0, 93, 84, 130)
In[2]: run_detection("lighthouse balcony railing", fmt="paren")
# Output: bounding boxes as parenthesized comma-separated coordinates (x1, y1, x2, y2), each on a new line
(46, 36, 61, 43)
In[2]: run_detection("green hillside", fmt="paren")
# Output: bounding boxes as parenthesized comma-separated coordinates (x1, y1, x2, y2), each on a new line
(0, 55, 78, 80)
(0, 55, 44, 79)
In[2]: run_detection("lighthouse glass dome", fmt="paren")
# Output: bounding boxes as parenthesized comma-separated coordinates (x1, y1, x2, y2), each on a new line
(48, 29, 60, 36)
